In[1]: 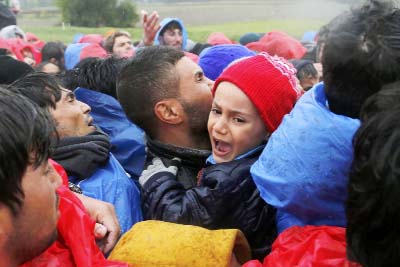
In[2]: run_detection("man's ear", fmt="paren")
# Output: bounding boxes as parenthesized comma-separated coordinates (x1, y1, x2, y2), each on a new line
(154, 99, 184, 125)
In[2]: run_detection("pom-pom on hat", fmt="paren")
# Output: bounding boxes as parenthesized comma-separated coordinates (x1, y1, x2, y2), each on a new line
(199, 44, 255, 81)
(213, 52, 302, 133)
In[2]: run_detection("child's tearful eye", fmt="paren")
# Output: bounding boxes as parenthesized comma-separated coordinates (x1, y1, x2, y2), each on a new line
(233, 117, 245, 123)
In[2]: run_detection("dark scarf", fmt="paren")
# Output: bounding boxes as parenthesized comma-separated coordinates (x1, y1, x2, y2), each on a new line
(52, 129, 111, 180)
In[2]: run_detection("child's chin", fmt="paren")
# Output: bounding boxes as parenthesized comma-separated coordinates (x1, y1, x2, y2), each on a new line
(213, 153, 232, 164)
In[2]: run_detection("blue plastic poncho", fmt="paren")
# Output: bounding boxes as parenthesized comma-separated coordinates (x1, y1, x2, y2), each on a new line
(154, 17, 188, 50)
(251, 83, 360, 233)
(70, 153, 143, 234)
(75, 88, 146, 179)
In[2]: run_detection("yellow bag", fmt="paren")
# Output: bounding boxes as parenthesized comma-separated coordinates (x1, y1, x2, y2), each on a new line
(109, 220, 251, 267)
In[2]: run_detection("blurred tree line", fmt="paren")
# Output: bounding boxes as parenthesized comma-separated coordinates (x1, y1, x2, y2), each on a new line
(55, 0, 139, 27)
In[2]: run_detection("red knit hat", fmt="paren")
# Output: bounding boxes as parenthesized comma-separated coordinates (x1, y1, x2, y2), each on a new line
(212, 52, 302, 133)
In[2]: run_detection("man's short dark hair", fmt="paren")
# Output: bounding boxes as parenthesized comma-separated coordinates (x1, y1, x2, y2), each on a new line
(346, 84, 400, 267)
(103, 31, 131, 53)
(322, 0, 400, 119)
(61, 56, 128, 98)
(0, 87, 55, 216)
(117, 46, 184, 137)
(160, 21, 182, 36)
(9, 71, 62, 110)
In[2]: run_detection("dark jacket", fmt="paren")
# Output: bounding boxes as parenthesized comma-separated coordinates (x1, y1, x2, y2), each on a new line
(142, 147, 277, 260)
(146, 137, 210, 189)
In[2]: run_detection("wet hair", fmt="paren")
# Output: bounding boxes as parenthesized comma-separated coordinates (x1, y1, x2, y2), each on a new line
(160, 21, 182, 36)
(0, 87, 55, 216)
(360, 80, 400, 122)
(347, 101, 400, 266)
(117, 46, 184, 137)
(9, 71, 62, 110)
(103, 31, 131, 53)
(289, 59, 318, 82)
(41, 41, 66, 69)
(322, 0, 400, 119)
(61, 56, 128, 98)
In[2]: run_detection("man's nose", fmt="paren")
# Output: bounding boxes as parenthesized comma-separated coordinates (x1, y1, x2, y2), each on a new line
(79, 100, 91, 114)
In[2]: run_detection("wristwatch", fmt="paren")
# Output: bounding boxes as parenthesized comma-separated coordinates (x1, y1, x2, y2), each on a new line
(68, 181, 83, 194)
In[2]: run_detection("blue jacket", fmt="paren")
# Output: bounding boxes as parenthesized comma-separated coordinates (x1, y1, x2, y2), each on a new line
(70, 153, 143, 234)
(154, 17, 188, 50)
(75, 87, 146, 179)
(251, 83, 360, 233)
(142, 146, 276, 260)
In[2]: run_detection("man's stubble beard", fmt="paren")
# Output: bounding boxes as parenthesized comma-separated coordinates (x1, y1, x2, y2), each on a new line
(179, 98, 211, 150)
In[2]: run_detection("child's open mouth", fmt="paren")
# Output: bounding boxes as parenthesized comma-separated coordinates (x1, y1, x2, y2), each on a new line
(213, 139, 232, 157)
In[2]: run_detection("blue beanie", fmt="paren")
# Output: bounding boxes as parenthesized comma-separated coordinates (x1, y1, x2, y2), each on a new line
(198, 44, 255, 81)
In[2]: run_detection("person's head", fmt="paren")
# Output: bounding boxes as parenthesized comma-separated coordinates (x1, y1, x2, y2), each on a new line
(156, 18, 186, 50)
(0, 87, 62, 266)
(118, 46, 213, 149)
(0, 55, 33, 84)
(0, 25, 26, 40)
(346, 84, 400, 267)
(10, 72, 95, 138)
(104, 31, 134, 59)
(198, 44, 255, 81)
(62, 56, 128, 99)
(209, 53, 301, 163)
(64, 43, 109, 71)
(289, 59, 319, 91)
(35, 61, 61, 74)
(41, 41, 66, 70)
(322, 0, 400, 119)
(239, 32, 261, 46)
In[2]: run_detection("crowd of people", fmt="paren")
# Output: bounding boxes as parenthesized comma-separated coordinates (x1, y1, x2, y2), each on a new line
(0, 0, 400, 266)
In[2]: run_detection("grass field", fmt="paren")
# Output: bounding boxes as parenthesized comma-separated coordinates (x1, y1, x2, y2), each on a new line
(18, 0, 350, 43)
(20, 19, 326, 44)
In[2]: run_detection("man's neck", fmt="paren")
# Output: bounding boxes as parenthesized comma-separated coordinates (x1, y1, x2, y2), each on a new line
(155, 128, 211, 151)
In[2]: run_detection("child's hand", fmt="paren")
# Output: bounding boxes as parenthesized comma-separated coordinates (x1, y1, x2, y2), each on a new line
(139, 157, 180, 186)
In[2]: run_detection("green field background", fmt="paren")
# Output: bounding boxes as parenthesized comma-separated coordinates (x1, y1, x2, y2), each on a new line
(17, 0, 352, 44)
(20, 19, 325, 44)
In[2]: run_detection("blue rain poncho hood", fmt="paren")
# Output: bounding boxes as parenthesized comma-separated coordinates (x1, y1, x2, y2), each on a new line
(154, 17, 188, 50)
(251, 82, 360, 233)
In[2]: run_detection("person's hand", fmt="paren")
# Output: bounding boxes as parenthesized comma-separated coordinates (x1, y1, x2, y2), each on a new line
(139, 157, 180, 186)
(141, 10, 160, 46)
(74, 193, 121, 254)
